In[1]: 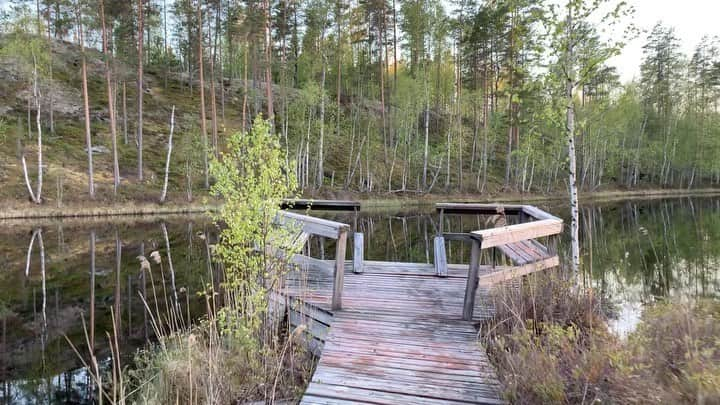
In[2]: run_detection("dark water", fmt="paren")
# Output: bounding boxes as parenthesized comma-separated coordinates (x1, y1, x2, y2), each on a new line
(1, 197, 719, 403)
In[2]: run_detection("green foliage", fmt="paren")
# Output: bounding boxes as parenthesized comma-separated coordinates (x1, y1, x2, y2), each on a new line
(630, 300, 720, 403)
(124, 117, 306, 403)
(210, 116, 298, 343)
(0, 11, 50, 79)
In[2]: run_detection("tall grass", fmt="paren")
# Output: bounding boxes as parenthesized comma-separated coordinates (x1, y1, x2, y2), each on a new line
(67, 118, 314, 404)
(483, 270, 720, 404)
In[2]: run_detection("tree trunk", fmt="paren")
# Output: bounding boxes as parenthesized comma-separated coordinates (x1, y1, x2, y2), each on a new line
(317, 22, 328, 189)
(45, 13, 54, 136)
(137, 0, 144, 181)
(379, 23, 388, 163)
(160, 106, 176, 203)
(198, 2, 209, 189)
(122, 81, 128, 144)
(210, 2, 220, 156)
(78, 3, 94, 198)
(565, 7, 580, 273)
(21, 65, 42, 204)
(34, 58, 43, 203)
(422, 74, 430, 189)
(264, 0, 274, 125)
(242, 38, 248, 131)
(100, 0, 120, 195)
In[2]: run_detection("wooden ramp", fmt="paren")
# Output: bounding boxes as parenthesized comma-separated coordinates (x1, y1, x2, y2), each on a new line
(285, 261, 504, 405)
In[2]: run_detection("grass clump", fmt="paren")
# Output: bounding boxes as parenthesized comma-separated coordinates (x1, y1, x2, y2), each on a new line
(483, 272, 720, 404)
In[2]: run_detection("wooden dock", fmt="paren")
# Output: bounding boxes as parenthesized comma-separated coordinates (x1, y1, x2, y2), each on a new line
(274, 203, 563, 404)
(285, 261, 503, 404)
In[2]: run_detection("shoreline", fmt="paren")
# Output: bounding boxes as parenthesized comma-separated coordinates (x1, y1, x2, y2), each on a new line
(1, 188, 719, 220)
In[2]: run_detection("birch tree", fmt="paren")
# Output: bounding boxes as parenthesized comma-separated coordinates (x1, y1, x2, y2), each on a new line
(160, 106, 176, 203)
(552, 0, 634, 272)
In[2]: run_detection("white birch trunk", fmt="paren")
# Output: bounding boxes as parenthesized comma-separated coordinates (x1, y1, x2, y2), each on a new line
(565, 6, 580, 273)
(160, 106, 176, 203)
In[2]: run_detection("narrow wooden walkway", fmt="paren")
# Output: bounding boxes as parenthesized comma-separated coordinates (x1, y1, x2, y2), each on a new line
(285, 261, 504, 404)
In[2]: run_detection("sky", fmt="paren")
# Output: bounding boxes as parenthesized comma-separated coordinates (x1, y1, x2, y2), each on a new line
(609, 0, 720, 82)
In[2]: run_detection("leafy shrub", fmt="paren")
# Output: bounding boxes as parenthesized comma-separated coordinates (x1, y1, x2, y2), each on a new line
(123, 117, 309, 404)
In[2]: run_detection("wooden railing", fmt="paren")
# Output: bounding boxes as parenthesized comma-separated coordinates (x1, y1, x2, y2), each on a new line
(277, 211, 350, 310)
(434, 203, 563, 320)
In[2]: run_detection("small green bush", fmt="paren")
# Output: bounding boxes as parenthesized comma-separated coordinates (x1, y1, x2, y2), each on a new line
(122, 117, 310, 404)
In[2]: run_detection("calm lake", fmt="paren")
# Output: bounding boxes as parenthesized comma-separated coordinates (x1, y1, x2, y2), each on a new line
(1, 196, 718, 403)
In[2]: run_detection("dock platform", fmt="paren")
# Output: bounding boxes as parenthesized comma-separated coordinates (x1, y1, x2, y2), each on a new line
(274, 203, 563, 404)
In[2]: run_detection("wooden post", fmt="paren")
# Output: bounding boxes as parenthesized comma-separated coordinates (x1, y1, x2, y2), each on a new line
(463, 240, 481, 321)
(434, 236, 448, 277)
(353, 232, 364, 273)
(332, 228, 348, 310)
(438, 208, 445, 234)
(353, 206, 359, 232)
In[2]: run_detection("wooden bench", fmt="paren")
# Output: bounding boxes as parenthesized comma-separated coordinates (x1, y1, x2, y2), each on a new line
(497, 239, 550, 266)
(433, 203, 563, 320)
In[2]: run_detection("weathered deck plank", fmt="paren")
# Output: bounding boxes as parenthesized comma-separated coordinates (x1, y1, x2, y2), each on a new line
(301, 312, 503, 405)
(285, 261, 503, 404)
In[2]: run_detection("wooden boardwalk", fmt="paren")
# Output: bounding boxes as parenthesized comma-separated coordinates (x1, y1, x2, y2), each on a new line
(285, 261, 504, 404)
(275, 203, 563, 404)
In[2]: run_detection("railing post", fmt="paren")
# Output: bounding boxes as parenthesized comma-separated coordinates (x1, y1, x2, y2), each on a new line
(463, 239, 481, 321)
(353, 232, 364, 273)
(332, 228, 348, 310)
(439, 208, 445, 234)
(434, 236, 448, 277)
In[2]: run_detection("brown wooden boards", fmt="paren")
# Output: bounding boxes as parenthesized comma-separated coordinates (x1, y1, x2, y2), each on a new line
(274, 202, 567, 404)
(278, 211, 351, 240)
(332, 229, 348, 310)
(436, 202, 524, 216)
(300, 312, 503, 405)
(497, 239, 551, 266)
(282, 260, 502, 404)
(463, 240, 482, 321)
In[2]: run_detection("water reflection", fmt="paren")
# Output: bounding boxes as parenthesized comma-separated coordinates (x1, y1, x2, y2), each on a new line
(0, 197, 718, 402)
(0, 217, 214, 404)
(309, 198, 720, 335)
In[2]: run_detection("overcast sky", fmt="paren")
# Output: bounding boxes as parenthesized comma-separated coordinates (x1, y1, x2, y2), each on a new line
(609, 0, 720, 82)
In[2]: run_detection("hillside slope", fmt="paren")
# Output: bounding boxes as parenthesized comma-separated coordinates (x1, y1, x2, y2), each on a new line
(0, 36, 246, 207)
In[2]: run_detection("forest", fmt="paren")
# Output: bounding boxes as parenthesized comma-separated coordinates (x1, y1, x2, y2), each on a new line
(1, 1, 720, 403)
(0, 0, 719, 207)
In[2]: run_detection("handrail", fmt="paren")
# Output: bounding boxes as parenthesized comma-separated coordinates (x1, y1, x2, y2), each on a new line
(433, 203, 563, 320)
(277, 211, 349, 310)
(471, 218, 563, 249)
(277, 211, 350, 239)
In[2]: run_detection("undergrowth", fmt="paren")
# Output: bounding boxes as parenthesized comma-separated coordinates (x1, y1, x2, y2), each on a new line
(483, 271, 720, 404)
(68, 117, 314, 404)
